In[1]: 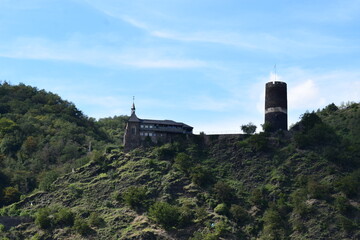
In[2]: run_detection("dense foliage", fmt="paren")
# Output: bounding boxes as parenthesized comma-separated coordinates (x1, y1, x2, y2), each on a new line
(0, 82, 115, 207)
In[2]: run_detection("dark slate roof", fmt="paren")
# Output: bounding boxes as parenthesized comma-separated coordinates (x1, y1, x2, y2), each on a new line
(141, 119, 193, 129)
(128, 113, 141, 122)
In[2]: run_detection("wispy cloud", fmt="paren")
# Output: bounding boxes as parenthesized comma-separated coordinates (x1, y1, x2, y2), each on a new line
(119, 16, 353, 56)
(0, 37, 207, 69)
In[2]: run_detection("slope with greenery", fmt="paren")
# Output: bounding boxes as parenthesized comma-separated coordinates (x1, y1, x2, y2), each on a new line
(0, 84, 359, 239)
(0, 82, 117, 208)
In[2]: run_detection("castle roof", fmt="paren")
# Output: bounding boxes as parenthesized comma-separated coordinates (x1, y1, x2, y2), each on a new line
(141, 119, 193, 129)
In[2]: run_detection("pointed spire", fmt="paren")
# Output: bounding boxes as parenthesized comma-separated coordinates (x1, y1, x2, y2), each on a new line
(131, 96, 136, 115)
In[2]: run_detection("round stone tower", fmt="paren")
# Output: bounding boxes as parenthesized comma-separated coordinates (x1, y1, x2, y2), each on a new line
(264, 81, 287, 132)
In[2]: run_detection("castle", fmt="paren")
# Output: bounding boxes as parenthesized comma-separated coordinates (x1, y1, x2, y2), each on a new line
(124, 81, 287, 149)
(123, 102, 193, 150)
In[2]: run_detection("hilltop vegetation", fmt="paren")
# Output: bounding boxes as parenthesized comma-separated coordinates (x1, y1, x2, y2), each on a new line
(0, 82, 128, 208)
(0, 83, 359, 239)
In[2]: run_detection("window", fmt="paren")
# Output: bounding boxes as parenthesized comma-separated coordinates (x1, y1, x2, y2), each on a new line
(149, 133, 153, 136)
(131, 127, 136, 134)
(140, 132, 144, 136)
(141, 125, 144, 128)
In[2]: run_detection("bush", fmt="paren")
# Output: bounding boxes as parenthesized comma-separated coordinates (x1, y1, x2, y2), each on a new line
(73, 217, 92, 236)
(39, 170, 59, 191)
(149, 201, 180, 229)
(249, 188, 267, 208)
(335, 196, 352, 214)
(68, 184, 83, 198)
(2, 187, 21, 205)
(213, 181, 235, 204)
(0, 223, 5, 232)
(35, 208, 52, 229)
(336, 171, 360, 198)
(247, 133, 268, 151)
(178, 205, 194, 228)
(241, 122, 257, 134)
(230, 204, 249, 225)
(214, 203, 228, 215)
(337, 215, 357, 232)
(306, 179, 330, 200)
(54, 208, 75, 227)
(155, 144, 176, 160)
(122, 186, 147, 210)
(174, 153, 192, 173)
(261, 208, 288, 240)
(190, 165, 213, 187)
(89, 212, 105, 228)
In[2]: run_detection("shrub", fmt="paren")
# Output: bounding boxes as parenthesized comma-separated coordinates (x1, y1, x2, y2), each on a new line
(230, 204, 249, 225)
(174, 153, 192, 173)
(261, 208, 288, 240)
(337, 215, 356, 232)
(73, 217, 92, 236)
(336, 171, 360, 198)
(241, 122, 257, 134)
(290, 188, 311, 217)
(249, 188, 267, 208)
(190, 165, 213, 187)
(178, 205, 194, 228)
(334, 196, 352, 214)
(2, 187, 21, 205)
(39, 170, 59, 191)
(122, 186, 147, 210)
(0, 223, 5, 232)
(247, 133, 268, 151)
(54, 208, 75, 227)
(149, 201, 180, 229)
(306, 179, 330, 200)
(213, 181, 235, 204)
(214, 203, 228, 215)
(35, 208, 52, 229)
(68, 184, 83, 198)
(89, 212, 105, 228)
(155, 144, 176, 160)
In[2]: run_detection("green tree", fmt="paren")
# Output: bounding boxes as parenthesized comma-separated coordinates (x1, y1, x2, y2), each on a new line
(149, 202, 180, 229)
(174, 153, 192, 173)
(122, 186, 148, 210)
(2, 187, 21, 205)
(35, 208, 52, 229)
(241, 122, 257, 134)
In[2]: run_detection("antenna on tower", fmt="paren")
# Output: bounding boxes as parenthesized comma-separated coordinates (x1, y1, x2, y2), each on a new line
(274, 64, 277, 82)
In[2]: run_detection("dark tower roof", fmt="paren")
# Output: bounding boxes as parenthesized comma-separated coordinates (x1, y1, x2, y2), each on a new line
(129, 98, 140, 122)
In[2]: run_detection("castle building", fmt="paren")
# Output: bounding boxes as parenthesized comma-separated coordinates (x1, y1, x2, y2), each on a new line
(123, 102, 193, 150)
(264, 81, 288, 131)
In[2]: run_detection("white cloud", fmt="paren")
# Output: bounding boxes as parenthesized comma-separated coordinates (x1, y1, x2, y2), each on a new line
(289, 79, 325, 110)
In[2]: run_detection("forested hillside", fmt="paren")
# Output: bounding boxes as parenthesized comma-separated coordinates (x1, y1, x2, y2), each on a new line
(0, 82, 128, 208)
(0, 83, 359, 240)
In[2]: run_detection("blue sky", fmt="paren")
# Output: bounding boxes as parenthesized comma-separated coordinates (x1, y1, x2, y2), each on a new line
(0, 0, 359, 133)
